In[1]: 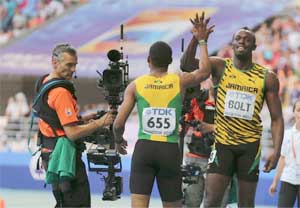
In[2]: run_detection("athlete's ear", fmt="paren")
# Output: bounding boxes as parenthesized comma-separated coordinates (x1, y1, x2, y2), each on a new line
(52, 57, 58, 67)
(252, 44, 257, 51)
(147, 56, 150, 63)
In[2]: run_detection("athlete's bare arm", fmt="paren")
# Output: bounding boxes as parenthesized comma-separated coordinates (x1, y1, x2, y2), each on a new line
(180, 12, 214, 90)
(180, 36, 199, 72)
(113, 82, 136, 155)
(263, 70, 284, 172)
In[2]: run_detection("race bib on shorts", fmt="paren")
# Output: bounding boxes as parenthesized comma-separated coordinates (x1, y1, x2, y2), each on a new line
(142, 107, 176, 136)
(224, 90, 256, 120)
(208, 150, 217, 164)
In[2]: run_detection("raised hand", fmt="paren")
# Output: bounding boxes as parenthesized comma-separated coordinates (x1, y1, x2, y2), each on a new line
(190, 11, 215, 42)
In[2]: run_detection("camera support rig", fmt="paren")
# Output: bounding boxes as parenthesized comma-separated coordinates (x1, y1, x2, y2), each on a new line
(86, 24, 129, 201)
(87, 146, 123, 201)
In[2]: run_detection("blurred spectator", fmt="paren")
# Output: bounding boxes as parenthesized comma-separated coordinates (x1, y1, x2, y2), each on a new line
(287, 18, 300, 52)
(4, 96, 18, 120)
(0, 0, 88, 45)
(4, 92, 30, 140)
(14, 91, 30, 117)
(22, 0, 38, 18)
(290, 46, 300, 73)
(1, 0, 17, 32)
(290, 79, 300, 106)
(12, 8, 26, 37)
(217, 44, 233, 58)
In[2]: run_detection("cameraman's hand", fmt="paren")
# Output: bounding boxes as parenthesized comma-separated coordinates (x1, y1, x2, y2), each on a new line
(80, 112, 98, 122)
(116, 139, 128, 155)
(198, 122, 215, 134)
(98, 111, 116, 127)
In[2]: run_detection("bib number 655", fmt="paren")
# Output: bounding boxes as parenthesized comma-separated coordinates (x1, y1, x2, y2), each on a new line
(142, 107, 176, 136)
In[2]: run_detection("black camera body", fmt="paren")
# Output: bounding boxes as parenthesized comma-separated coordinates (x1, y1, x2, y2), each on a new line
(181, 164, 202, 184)
(86, 49, 129, 201)
(97, 49, 129, 107)
(187, 120, 215, 157)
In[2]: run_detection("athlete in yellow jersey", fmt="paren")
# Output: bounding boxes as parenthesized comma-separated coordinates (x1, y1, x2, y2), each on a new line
(181, 12, 284, 207)
(215, 58, 267, 145)
(113, 35, 214, 206)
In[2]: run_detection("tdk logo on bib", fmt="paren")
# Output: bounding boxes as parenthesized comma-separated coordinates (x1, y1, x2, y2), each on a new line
(146, 108, 174, 116)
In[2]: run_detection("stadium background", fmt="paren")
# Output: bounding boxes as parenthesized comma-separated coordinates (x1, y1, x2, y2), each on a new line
(1, 0, 300, 207)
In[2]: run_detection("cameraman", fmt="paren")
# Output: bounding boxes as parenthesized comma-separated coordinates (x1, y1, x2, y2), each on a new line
(180, 79, 216, 208)
(34, 43, 115, 207)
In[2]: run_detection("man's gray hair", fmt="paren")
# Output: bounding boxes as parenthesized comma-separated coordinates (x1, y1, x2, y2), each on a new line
(52, 43, 77, 61)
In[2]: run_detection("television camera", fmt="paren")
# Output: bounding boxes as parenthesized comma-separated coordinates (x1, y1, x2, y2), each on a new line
(96, 48, 129, 108)
(86, 25, 129, 201)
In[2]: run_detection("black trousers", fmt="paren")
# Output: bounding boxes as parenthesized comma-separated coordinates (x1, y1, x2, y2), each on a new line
(278, 181, 300, 208)
(42, 152, 91, 207)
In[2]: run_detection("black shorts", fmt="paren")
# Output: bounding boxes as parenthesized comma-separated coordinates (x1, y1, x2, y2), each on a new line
(130, 139, 182, 202)
(207, 140, 260, 182)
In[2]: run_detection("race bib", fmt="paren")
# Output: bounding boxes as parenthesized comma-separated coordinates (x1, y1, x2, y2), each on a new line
(142, 107, 176, 136)
(208, 150, 217, 164)
(224, 90, 256, 120)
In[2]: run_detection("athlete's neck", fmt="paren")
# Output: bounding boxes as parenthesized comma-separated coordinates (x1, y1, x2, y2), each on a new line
(149, 69, 168, 77)
(233, 56, 253, 71)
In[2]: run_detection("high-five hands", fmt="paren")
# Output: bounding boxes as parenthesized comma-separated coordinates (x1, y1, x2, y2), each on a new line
(190, 11, 215, 42)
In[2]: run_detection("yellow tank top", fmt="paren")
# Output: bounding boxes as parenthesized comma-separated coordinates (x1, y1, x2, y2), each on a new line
(215, 58, 267, 145)
(134, 73, 182, 143)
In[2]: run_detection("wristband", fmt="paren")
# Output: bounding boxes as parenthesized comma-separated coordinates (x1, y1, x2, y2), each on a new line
(198, 40, 207, 45)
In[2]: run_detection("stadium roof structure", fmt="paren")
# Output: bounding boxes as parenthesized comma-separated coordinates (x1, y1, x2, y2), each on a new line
(0, 0, 288, 78)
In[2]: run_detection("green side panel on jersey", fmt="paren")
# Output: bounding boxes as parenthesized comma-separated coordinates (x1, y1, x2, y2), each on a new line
(136, 92, 151, 140)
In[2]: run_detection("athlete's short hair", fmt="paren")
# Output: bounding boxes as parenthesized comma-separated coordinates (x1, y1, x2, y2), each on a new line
(149, 41, 172, 68)
(52, 43, 77, 61)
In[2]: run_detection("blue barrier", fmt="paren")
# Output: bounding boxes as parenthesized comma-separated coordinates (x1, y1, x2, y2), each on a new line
(0, 152, 161, 198)
(0, 152, 279, 205)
